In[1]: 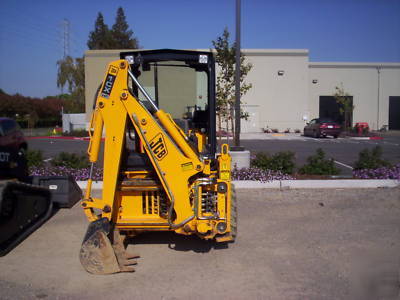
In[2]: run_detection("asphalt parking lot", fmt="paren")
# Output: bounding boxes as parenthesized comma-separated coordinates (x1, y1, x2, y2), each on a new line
(0, 188, 399, 299)
(27, 132, 400, 176)
(240, 136, 400, 175)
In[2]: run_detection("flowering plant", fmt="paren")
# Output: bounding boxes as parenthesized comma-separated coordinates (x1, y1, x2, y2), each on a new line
(353, 164, 400, 180)
(232, 167, 294, 182)
(30, 166, 103, 181)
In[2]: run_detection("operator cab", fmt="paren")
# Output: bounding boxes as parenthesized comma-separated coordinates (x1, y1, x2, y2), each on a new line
(120, 49, 216, 158)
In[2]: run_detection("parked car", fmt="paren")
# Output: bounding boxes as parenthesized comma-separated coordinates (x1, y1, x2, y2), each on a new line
(0, 118, 28, 178)
(0, 117, 27, 151)
(304, 118, 341, 138)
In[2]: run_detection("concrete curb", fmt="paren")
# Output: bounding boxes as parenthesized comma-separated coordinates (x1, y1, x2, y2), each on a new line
(233, 179, 399, 189)
(237, 133, 385, 141)
(347, 136, 383, 140)
(77, 179, 399, 190)
(26, 136, 91, 141)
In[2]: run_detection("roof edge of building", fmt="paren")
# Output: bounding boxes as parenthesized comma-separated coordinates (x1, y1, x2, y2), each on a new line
(85, 49, 128, 57)
(241, 49, 309, 56)
(309, 62, 400, 69)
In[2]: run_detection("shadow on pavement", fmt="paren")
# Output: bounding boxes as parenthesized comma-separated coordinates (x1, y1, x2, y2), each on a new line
(126, 231, 229, 253)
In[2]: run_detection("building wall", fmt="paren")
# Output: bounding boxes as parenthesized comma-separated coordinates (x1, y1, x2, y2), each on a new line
(62, 113, 86, 132)
(84, 50, 122, 120)
(243, 50, 309, 132)
(309, 63, 400, 130)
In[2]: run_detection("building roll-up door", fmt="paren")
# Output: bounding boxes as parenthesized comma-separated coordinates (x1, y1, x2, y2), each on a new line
(389, 96, 400, 130)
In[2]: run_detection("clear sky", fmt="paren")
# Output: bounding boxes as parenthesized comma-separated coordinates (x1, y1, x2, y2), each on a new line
(0, 0, 399, 98)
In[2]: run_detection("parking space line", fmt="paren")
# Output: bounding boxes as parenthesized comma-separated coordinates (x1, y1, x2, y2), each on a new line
(383, 141, 399, 146)
(334, 160, 353, 169)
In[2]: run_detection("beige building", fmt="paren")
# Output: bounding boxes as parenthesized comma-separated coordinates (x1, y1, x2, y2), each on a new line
(84, 49, 400, 132)
(308, 63, 400, 131)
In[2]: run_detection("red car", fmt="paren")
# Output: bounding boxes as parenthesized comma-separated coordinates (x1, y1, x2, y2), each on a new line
(0, 117, 27, 151)
(304, 118, 341, 138)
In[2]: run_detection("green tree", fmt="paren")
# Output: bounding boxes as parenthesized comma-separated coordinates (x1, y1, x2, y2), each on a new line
(111, 7, 139, 49)
(0, 91, 63, 128)
(333, 83, 354, 130)
(56, 56, 85, 112)
(87, 12, 112, 50)
(57, 7, 139, 113)
(87, 8, 139, 50)
(212, 27, 252, 140)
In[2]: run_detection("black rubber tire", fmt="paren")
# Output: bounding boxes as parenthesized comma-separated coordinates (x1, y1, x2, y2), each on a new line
(333, 135, 338, 139)
(230, 184, 237, 240)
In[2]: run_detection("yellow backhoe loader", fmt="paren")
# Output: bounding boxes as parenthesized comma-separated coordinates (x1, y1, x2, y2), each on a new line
(80, 49, 236, 274)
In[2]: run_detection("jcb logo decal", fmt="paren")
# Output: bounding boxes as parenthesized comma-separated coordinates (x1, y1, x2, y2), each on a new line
(101, 66, 118, 99)
(149, 133, 168, 160)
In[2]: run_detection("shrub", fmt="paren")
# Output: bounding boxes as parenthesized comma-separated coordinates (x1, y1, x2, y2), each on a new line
(353, 146, 391, 170)
(46, 129, 61, 136)
(251, 151, 296, 174)
(26, 149, 44, 167)
(62, 129, 88, 137)
(298, 148, 340, 175)
(271, 128, 279, 133)
(51, 152, 89, 169)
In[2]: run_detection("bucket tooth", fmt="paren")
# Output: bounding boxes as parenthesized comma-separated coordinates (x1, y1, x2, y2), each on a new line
(111, 230, 140, 272)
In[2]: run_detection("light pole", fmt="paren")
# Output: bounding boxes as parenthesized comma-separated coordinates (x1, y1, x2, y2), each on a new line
(376, 67, 381, 130)
(234, 0, 242, 148)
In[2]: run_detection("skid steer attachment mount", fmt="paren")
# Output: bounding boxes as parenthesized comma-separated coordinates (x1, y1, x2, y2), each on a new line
(80, 49, 235, 274)
(0, 140, 82, 256)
